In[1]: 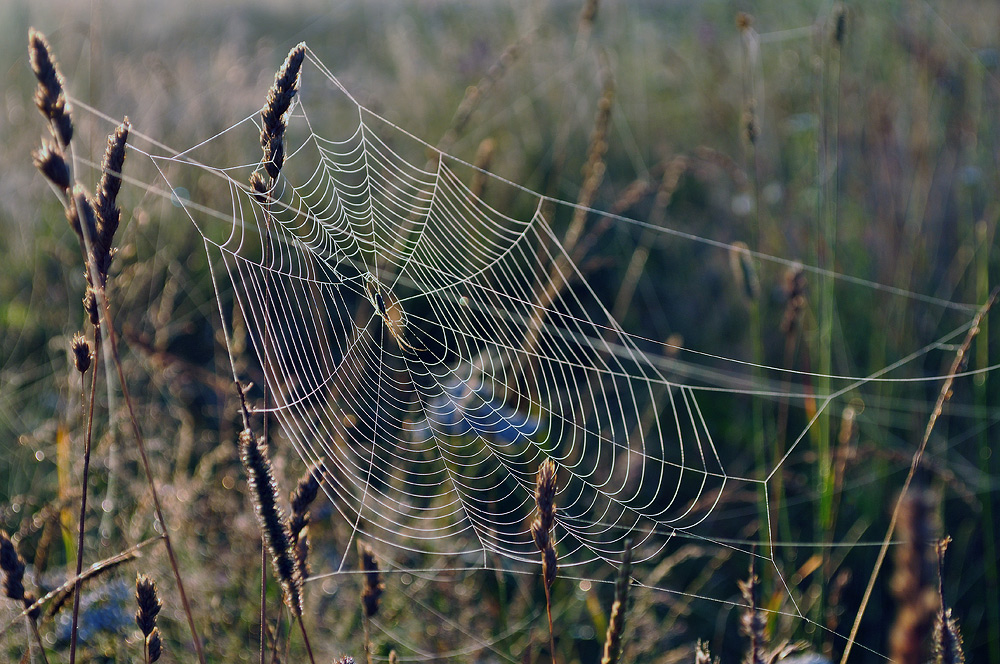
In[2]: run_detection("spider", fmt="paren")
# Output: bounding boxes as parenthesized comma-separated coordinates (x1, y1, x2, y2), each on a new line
(364, 274, 423, 354)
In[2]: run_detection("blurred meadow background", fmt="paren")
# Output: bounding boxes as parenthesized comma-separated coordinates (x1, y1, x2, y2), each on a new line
(2, 1, 1000, 663)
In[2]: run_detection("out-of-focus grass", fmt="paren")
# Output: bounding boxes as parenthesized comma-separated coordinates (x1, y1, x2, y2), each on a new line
(1, 1, 999, 663)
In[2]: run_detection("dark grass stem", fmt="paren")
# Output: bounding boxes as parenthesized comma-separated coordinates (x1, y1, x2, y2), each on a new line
(841, 287, 999, 664)
(69, 332, 98, 664)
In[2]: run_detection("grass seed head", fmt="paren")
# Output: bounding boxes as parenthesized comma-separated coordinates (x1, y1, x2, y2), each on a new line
(135, 573, 162, 637)
(260, 43, 306, 179)
(358, 541, 385, 619)
(33, 139, 70, 191)
(28, 28, 73, 146)
(71, 332, 92, 374)
(146, 626, 162, 663)
(239, 428, 303, 617)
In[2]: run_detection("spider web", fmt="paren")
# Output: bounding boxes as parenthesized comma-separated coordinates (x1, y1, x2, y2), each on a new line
(72, 43, 991, 657)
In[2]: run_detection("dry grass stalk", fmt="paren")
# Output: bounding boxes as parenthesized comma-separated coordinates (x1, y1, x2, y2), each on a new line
(239, 428, 303, 618)
(439, 36, 527, 154)
(260, 43, 306, 180)
(136, 573, 163, 664)
(931, 538, 965, 664)
(780, 266, 806, 336)
(531, 459, 558, 664)
(69, 325, 98, 664)
(289, 461, 325, 581)
(889, 490, 939, 664)
(92, 119, 130, 286)
(841, 286, 998, 664)
(563, 55, 614, 254)
(469, 137, 497, 203)
(359, 541, 384, 617)
(29, 34, 204, 662)
(45, 550, 138, 619)
(600, 540, 632, 664)
(135, 573, 161, 637)
(611, 156, 688, 323)
(358, 541, 385, 664)
(738, 562, 766, 664)
(518, 63, 614, 385)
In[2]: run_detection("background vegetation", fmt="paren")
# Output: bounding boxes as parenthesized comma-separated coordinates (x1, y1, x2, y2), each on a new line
(1, 1, 999, 662)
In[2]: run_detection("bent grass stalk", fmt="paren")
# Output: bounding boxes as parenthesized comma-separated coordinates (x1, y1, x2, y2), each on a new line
(841, 286, 999, 664)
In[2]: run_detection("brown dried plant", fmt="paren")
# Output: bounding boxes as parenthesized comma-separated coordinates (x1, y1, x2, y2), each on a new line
(532, 459, 559, 664)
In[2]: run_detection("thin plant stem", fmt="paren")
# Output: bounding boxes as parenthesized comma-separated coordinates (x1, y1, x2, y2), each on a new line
(840, 287, 999, 664)
(544, 583, 557, 664)
(91, 282, 206, 664)
(297, 615, 316, 664)
(28, 616, 51, 664)
(57, 123, 205, 661)
(69, 332, 100, 664)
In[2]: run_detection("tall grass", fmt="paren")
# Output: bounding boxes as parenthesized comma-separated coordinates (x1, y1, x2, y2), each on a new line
(1, 3, 998, 663)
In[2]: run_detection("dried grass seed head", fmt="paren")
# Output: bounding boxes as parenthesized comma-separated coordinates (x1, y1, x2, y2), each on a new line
(260, 43, 306, 180)
(33, 139, 70, 191)
(358, 541, 385, 619)
(28, 28, 73, 146)
(239, 428, 303, 617)
(83, 288, 100, 327)
(932, 608, 965, 664)
(534, 459, 557, 533)
(71, 332, 92, 373)
(249, 171, 270, 204)
(542, 542, 557, 589)
(71, 185, 98, 250)
(135, 573, 162, 637)
(739, 565, 766, 664)
(0, 530, 26, 602)
(93, 118, 130, 281)
(290, 460, 324, 517)
(146, 626, 162, 663)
